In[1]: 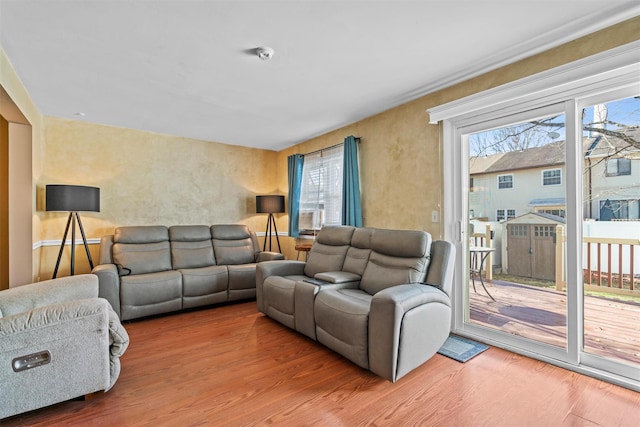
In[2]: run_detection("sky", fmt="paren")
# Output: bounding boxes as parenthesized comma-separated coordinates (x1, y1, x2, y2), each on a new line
(469, 95, 639, 157)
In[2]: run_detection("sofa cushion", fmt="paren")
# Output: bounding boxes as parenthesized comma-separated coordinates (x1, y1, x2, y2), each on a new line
(113, 241, 172, 275)
(114, 226, 169, 244)
(211, 225, 257, 265)
(112, 226, 172, 275)
(360, 229, 432, 295)
(314, 288, 372, 369)
(169, 226, 215, 269)
(119, 271, 182, 320)
(342, 228, 373, 276)
(304, 226, 355, 277)
(180, 265, 228, 308)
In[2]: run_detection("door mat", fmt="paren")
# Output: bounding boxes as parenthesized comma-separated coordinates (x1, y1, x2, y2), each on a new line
(437, 335, 489, 362)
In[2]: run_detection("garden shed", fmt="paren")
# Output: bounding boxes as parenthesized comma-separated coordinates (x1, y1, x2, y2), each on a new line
(503, 212, 565, 281)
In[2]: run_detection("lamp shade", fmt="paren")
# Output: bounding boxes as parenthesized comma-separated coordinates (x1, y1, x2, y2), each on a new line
(256, 195, 285, 214)
(46, 185, 100, 212)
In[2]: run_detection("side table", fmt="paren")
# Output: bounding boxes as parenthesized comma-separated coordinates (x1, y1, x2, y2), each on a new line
(295, 244, 313, 260)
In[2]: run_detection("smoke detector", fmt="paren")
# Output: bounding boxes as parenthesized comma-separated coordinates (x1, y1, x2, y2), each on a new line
(256, 46, 275, 61)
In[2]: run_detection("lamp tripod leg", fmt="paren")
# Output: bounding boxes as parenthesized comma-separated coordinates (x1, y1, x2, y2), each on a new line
(263, 216, 270, 252)
(271, 214, 281, 253)
(52, 212, 73, 279)
(267, 213, 273, 252)
(76, 212, 94, 270)
(70, 212, 76, 276)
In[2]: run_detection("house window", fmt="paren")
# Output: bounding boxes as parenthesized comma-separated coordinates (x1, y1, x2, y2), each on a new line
(539, 208, 566, 218)
(605, 158, 631, 176)
(599, 199, 639, 220)
(298, 145, 343, 231)
(542, 169, 562, 186)
(498, 174, 513, 189)
(470, 177, 475, 192)
(498, 209, 516, 221)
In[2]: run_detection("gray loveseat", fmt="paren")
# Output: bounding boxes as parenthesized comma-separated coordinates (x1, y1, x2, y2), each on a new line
(0, 274, 129, 418)
(93, 224, 284, 321)
(257, 225, 455, 382)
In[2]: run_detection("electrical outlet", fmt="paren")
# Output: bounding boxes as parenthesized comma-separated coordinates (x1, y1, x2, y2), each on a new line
(431, 210, 440, 223)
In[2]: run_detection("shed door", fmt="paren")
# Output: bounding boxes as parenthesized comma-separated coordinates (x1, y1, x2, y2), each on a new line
(532, 225, 556, 281)
(507, 224, 556, 280)
(507, 224, 531, 277)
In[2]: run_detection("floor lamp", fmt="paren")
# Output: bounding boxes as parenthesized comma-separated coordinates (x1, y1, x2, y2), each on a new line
(256, 195, 285, 253)
(46, 184, 100, 278)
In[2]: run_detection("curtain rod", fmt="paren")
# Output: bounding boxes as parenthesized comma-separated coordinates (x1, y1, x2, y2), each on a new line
(302, 137, 361, 157)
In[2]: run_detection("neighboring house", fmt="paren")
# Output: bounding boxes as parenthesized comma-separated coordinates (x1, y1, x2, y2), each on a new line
(469, 141, 566, 222)
(584, 130, 640, 221)
(469, 129, 640, 222)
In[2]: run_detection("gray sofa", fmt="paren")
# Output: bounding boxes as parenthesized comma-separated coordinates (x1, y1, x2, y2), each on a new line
(257, 225, 455, 382)
(93, 224, 284, 321)
(0, 274, 129, 419)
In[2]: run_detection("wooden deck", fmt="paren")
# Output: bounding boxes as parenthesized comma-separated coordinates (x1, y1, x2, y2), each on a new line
(469, 279, 640, 364)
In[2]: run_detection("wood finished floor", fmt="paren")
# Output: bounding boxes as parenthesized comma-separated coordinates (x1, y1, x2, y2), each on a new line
(3, 301, 639, 426)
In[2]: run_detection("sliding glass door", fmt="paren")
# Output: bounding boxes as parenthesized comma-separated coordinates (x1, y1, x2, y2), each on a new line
(579, 94, 640, 380)
(435, 45, 639, 389)
(466, 110, 568, 351)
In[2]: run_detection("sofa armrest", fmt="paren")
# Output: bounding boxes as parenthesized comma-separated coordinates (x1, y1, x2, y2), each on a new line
(256, 260, 306, 312)
(257, 251, 285, 262)
(368, 284, 450, 382)
(256, 260, 306, 280)
(92, 264, 121, 318)
(314, 271, 361, 284)
(0, 274, 98, 318)
(0, 298, 116, 418)
(106, 304, 129, 390)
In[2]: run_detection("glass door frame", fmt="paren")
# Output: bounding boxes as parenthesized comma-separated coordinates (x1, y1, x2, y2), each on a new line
(449, 103, 574, 367)
(434, 41, 640, 390)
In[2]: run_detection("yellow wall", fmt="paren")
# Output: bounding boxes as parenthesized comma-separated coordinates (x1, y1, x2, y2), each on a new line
(37, 117, 279, 279)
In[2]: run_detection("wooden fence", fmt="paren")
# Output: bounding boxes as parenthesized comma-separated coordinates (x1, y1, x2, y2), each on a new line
(470, 227, 493, 281)
(555, 225, 640, 295)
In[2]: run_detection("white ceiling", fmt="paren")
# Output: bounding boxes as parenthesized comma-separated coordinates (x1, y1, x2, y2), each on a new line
(1, 1, 638, 151)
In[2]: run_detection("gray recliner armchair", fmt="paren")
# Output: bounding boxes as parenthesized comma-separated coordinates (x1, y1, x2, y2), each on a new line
(0, 274, 129, 418)
(257, 226, 456, 382)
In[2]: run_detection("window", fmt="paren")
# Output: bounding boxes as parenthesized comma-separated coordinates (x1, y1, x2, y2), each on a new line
(298, 145, 343, 231)
(599, 199, 639, 220)
(498, 174, 513, 189)
(469, 177, 475, 192)
(542, 169, 562, 186)
(539, 208, 566, 218)
(497, 209, 515, 221)
(605, 158, 631, 176)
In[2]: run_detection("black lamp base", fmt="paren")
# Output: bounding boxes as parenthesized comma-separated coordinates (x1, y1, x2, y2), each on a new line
(263, 213, 282, 253)
(52, 212, 95, 279)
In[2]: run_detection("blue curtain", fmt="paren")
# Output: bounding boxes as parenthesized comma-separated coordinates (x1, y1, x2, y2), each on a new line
(342, 135, 363, 227)
(287, 154, 304, 237)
